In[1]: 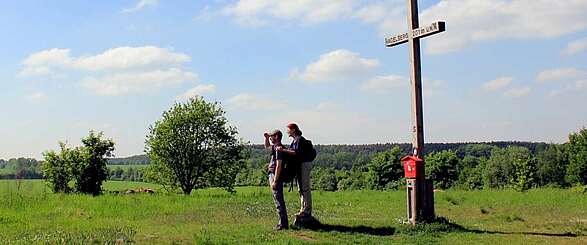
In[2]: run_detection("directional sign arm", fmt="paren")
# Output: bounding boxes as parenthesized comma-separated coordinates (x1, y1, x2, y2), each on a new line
(385, 21, 446, 48)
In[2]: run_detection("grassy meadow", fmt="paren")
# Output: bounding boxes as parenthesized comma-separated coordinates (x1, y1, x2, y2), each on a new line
(0, 180, 586, 244)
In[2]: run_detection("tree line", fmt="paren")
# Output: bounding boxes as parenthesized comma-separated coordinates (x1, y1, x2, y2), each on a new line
(3, 139, 583, 192)
(236, 129, 586, 192)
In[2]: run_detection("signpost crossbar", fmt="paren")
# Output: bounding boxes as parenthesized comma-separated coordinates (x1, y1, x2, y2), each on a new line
(385, 21, 446, 47)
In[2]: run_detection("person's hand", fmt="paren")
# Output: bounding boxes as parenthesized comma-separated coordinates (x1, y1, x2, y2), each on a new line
(275, 146, 283, 151)
(271, 181, 278, 190)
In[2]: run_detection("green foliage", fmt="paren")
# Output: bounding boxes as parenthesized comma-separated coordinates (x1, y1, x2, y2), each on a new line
(425, 150, 459, 189)
(510, 154, 536, 192)
(42, 143, 75, 193)
(456, 144, 498, 158)
(367, 146, 403, 190)
(336, 168, 369, 191)
(536, 144, 568, 187)
(484, 146, 536, 191)
(566, 127, 587, 185)
(71, 131, 114, 195)
(41, 131, 114, 195)
(108, 165, 145, 182)
(456, 156, 485, 190)
(570, 184, 587, 194)
(483, 147, 515, 189)
(143, 161, 180, 193)
(312, 167, 338, 191)
(145, 97, 246, 195)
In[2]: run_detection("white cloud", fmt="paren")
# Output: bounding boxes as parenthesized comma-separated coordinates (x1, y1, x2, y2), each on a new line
(353, 1, 401, 24)
(20, 48, 70, 76)
(19, 66, 51, 77)
(122, 0, 158, 13)
(291, 49, 379, 84)
(360, 75, 408, 94)
(577, 80, 587, 89)
(22, 46, 190, 73)
(176, 84, 216, 101)
(504, 87, 531, 98)
(228, 93, 287, 111)
(219, 1, 587, 53)
(482, 76, 513, 91)
(222, 0, 357, 26)
(365, 0, 587, 54)
(536, 67, 585, 82)
(563, 37, 587, 56)
(82, 68, 197, 96)
(24, 91, 47, 101)
(426, 0, 587, 54)
(21, 46, 196, 96)
(72, 46, 190, 71)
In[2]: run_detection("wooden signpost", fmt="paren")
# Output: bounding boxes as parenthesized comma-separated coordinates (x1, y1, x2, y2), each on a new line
(385, 0, 446, 224)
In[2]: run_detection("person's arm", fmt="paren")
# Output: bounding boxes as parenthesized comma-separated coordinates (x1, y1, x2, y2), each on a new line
(263, 133, 271, 150)
(276, 146, 296, 155)
(272, 159, 283, 189)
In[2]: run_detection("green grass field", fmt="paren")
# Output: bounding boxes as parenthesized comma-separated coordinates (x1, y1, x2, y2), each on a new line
(0, 180, 586, 244)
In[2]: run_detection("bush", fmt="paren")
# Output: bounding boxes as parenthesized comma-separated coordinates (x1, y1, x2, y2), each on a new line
(42, 131, 114, 195)
(367, 146, 403, 190)
(425, 150, 459, 189)
(42, 143, 75, 193)
(72, 131, 114, 195)
(312, 167, 338, 191)
(566, 127, 587, 185)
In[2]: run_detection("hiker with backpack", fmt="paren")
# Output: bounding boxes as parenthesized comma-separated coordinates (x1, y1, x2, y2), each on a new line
(264, 129, 289, 230)
(275, 122, 316, 221)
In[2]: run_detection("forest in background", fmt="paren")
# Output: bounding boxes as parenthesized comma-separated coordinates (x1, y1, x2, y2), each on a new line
(0, 141, 559, 190)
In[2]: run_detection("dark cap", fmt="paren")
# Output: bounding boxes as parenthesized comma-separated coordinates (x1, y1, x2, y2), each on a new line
(268, 129, 282, 137)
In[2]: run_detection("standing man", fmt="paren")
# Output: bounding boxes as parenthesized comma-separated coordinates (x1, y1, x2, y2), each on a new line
(264, 129, 288, 230)
(276, 122, 313, 220)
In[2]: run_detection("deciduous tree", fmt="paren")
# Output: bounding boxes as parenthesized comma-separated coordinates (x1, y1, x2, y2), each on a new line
(145, 97, 246, 195)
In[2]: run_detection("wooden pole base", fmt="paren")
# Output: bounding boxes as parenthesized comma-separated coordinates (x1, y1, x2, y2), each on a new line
(406, 178, 435, 224)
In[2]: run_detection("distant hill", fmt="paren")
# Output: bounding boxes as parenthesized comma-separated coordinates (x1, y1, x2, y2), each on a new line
(107, 154, 150, 165)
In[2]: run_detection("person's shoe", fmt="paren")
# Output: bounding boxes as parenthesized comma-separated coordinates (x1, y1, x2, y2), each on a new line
(293, 215, 319, 228)
(274, 224, 289, 230)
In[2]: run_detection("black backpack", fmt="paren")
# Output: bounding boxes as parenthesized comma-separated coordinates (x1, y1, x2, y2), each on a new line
(299, 138, 317, 162)
(279, 158, 299, 183)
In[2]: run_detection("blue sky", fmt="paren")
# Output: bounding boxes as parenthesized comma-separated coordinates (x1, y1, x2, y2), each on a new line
(1, 0, 587, 159)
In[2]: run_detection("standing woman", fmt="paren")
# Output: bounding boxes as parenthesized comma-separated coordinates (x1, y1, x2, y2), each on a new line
(276, 122, 313, 219)
(264, 129, 288, 230)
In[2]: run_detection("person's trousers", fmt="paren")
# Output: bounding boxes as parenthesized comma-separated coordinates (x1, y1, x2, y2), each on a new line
(269, 173, 288, 226)
(296, 161, 313, 216)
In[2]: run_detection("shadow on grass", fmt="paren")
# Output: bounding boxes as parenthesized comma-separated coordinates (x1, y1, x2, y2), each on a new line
(294, 217, 395, 236)
(398, 217, 580, 238)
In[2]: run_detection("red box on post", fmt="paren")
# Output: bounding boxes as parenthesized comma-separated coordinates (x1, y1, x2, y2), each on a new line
(401, 155, 424, 179)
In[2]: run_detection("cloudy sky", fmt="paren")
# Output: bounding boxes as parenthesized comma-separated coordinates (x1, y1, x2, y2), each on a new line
(2, 0, 587, 159)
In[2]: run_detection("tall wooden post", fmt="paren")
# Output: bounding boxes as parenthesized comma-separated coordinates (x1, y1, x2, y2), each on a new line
(384, 0, 444, 224)
(407, 0, 425, 157)
(404, 0, 436, 224)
